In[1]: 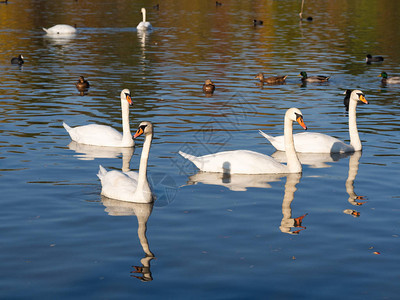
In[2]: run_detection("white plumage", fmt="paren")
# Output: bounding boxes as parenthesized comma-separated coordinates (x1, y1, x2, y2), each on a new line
(179, 108, 307, 174)
(43, 24, 77, 35)
(63, 89, 134, 147)
(259, 90, 368, 153)
(137, 8, 153, 31)
(98, 122, 154, 203)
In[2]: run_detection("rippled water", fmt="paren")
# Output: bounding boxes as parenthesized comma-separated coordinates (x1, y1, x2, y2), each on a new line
(1, 0, 400, 298)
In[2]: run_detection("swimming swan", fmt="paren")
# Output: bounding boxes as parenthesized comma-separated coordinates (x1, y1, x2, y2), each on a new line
(259, 90, 368, 153)
(63, 89, 134, 147)
(179, 108, 307, 174)
(137, 8, 153, 31)
(43, 24, 77, 35)
(98, 121, 154, 203)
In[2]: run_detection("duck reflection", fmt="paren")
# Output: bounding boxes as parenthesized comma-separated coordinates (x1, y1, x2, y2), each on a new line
(279, 173, 308, 234)
(271, 151, 351, 169)
(101, 196, 155, 281)
(343, 151, 367, 217)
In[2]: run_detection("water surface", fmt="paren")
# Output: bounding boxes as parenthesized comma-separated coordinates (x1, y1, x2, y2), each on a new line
(1, 0, 399, 298)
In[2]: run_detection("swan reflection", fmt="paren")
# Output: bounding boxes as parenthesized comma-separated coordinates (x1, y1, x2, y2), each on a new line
(67, 142, 134, 171)
(343, 151, 367, 217)
(271, 151, 351, 169)
(279, 173, 308, 234)
(43, 34, 76, 46)
(101, 196, 155, 281)
(185, 172, 286, 191)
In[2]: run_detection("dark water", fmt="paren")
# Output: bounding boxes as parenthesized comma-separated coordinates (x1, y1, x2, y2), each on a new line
(1, 0, 399, 298)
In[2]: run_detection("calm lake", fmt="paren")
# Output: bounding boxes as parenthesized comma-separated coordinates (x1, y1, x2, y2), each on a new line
(1, 0, 399, 298)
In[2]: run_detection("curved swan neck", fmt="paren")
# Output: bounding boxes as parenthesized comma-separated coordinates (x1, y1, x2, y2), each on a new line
(137, 132, 153, 190)
(348, 98, 361, 151)
(284, 115, 302, 173)
(121, 97, 132, 143)
(142, 8, 147, 23)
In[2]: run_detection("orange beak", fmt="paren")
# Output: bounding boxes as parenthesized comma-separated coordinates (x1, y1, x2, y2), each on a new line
(359, 94, 368, 104)
(297, 116, 307, 130)
(133, 127, 144, 139)
(126, 95, 133, 105)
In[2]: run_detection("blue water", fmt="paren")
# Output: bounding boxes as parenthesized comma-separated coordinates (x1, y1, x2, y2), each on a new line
(1, 0, 399, 298)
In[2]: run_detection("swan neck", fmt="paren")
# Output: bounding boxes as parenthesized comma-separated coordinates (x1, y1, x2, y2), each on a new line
(284, 117, 302, 173)
(142, 9, 147, 23)
(121, 99, 132, 144)
(137, 133, 152, 190)
(348, 100, 361, 151)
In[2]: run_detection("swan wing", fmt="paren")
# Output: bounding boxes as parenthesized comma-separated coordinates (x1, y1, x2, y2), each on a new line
(292, 132, 352, 153)
(260, 131, 353, 153)
(64, 123, 123, 147)
(180, 150, 287, 174)
(98, 167, 138, 201)
(137, 22, 153, 30)
(44, 24, 76, 34)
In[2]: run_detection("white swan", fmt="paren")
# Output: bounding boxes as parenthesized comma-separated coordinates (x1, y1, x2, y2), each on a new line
(259, 90, 368, 153)
(63, 89, 134, 147)
(179, 108, 307, 174)
(98, 121, 154, 203)
(43, 24, 76, 35)
(137, 8, 153, 31)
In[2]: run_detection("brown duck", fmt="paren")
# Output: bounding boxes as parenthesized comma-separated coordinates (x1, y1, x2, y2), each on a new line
(202, 79, 215, 93)
(75, 76, 90, 89)
(255, 72, 287, 84)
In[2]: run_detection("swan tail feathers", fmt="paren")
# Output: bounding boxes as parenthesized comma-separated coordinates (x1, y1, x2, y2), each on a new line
(178, 151, 203, 169)
(258, 130, 274, 142)
(178, 151, 197, 161)
(62, 122, 72, 132)
(43, 27, 49, 33)
(97, 165, 108, 180)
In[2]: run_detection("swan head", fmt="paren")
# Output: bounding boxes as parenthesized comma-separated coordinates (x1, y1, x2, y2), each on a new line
(141, 7, 146, 14)
(134, 121, 153, 139)
(120, 88, 133, 105)
(350, 90, 368, 104)
(286, 108, 307, 130)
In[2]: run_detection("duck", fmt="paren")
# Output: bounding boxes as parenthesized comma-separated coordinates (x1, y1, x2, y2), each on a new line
(216, 1, 222, 6)
(43, 24, 77, 35)
(75, 76, 90, 89)
(255, 72, 287, 84)
(379, 72, 400, 84)
(179, 108, 307, 174)
(253, 19, 263, 26)
(137, 8, 153, 31)
(259, 90, 368, 153)
(343, 89, 352, 111)
(202, 79, 215, 93)
(63, 89, 134, 147)
(11, 55, 24, 65)
(97, 121, 154, 203)
(365, 54, 383, 64)
(299, 71, 330, 82)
